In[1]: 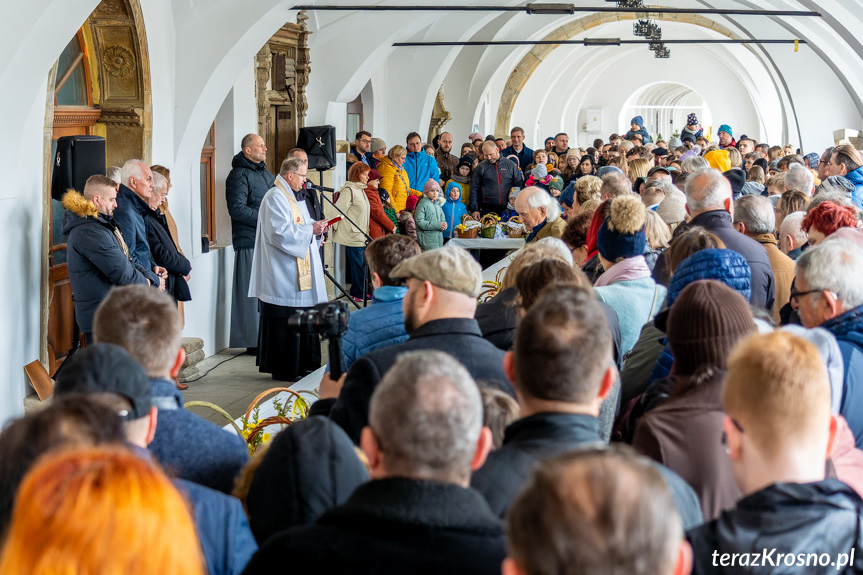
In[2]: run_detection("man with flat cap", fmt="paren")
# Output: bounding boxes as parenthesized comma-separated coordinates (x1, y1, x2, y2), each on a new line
(311, 246, 514, 443)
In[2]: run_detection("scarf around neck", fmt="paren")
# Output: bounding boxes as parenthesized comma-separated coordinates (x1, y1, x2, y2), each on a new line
(593, 255, 651, 287)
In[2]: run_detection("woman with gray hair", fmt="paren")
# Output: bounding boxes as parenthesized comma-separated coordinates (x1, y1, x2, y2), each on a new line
(145, 172, 191, 306)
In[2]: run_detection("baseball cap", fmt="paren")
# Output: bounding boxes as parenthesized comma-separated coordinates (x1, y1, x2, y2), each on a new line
(54, 343, 152, 420)
(648, 166, 671, 177)
(389, 246, 482, 297)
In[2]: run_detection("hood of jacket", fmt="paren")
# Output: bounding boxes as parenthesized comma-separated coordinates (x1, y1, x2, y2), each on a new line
(741, 181, 766, 196)
(231, 150, 267, 172)
(60, 190, 107, 235)
(845, 166, 863, 187)
(667, 248, 752, 307)
(822, 305, 863, 348)
(445, 181, 462, 203)
(690, 480, 863, 572)
(62, 189, 99, 219)
(245, 417, 369, 544)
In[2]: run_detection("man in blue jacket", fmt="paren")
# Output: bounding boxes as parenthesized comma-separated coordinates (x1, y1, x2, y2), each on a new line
(113, 159, 165, 289)
(338, 235, 422, 372)
(93, 285, 250, 494)
(226, 134, 275, 352)
(55, 343, 258, 575)
(827, 144, 863, 209)
(62, 175, 151, 344)
(500, 126, 534, 175)
(793, 238, 863, 448)
(403, 132, 439, 191)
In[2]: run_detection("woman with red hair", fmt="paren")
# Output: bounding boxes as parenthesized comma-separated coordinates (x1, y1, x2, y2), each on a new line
(0, 447, 204, 574)
(801, 201, 859, 246)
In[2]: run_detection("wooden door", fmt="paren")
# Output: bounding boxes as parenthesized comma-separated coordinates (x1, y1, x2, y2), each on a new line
(47, 31, 101, 375)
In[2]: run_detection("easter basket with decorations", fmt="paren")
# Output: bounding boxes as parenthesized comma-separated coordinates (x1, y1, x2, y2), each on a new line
(455, 214, 481, 238)
(480, 214, 500, 239)
(502, 216, 526, 238)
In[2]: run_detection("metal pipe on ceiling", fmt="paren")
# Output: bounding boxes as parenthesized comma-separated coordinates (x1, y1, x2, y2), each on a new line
(292, 4, 822, 17)
(392, 39, 806, 46)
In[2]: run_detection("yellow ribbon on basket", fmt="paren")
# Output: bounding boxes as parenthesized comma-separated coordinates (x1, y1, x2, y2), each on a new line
(274, 178, 313, 292)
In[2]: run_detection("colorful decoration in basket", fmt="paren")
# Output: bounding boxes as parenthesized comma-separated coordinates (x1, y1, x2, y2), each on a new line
(455, 214, 481, 238)
(480, 213, 501, 238)
(501, 216, 526, 238)
(239, 387, 319, 455)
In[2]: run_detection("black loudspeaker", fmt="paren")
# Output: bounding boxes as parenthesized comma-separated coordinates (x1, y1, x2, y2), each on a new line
(297, 125, 336, 170)
(51, 135, 106, 201)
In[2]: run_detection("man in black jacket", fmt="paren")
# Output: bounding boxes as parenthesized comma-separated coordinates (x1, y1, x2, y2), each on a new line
(688, 331, 863, 574)
(62, 175, 151, 344)
(242, 351, 505, 575)
(653, 168, 775, 310)
(469, 140, 524, 216)
(470, 285, 703, 529)
(226, 133, 275, 353)
(312, 246, 513, 443)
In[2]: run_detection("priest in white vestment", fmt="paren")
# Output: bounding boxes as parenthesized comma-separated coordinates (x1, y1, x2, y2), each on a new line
(249, 156, 330, 380)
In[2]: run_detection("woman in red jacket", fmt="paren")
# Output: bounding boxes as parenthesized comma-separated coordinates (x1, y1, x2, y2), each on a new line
(365, 169, 397, 239)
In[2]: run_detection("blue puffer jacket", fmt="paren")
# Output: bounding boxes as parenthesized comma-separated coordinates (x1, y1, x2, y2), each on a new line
(650, 249, 752, 384)
(844, 166, 863, 209)
(403, 151, 440, 192)
(443, 182, 468, 238)
(340, 286, 409, 371)
(666, 248, 751, 307)
(821, 305, 863, 448)
(624, 115, 653, 144)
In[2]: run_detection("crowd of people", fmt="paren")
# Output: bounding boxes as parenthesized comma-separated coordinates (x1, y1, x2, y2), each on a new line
(5, 117, 863, 574)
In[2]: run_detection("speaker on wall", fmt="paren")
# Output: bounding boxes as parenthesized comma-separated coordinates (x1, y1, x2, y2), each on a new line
(51, 135, 106, 201)
(296, 125, 336, 170)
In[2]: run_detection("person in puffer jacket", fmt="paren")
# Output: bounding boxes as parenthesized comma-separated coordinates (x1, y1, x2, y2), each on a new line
(335, 235, 422, 372)
(624, 115, 653, 144)
(443, 181, 468, 240)
(414, 179, 447, 251)
(618, 247, 752, 420)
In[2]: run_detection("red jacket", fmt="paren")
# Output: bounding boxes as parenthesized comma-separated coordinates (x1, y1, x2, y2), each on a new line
(365, 185, 396, 239)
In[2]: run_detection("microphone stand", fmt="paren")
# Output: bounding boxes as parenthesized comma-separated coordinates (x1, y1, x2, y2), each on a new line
(308, 173, 374, 309)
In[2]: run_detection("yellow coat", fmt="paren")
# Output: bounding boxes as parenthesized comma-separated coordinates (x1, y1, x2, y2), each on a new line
(377, 156, 421, 213)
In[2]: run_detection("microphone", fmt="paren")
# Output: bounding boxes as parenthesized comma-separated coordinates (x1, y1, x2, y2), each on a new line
(305, 181, 336, 193)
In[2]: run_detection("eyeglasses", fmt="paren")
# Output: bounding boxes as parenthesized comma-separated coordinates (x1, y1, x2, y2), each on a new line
(287, 172, 307, 180)
(359, 139, 371, 144)
(720, 416, 745, 448)
(789, 287, 824, 303)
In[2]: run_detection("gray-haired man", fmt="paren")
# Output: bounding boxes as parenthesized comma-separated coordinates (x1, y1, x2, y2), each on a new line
(242, 351, 506, 575)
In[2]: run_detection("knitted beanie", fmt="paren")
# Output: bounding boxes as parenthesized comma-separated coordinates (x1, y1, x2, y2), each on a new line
(597, 195, 647, 262)
(456, 155, 473, 171)
(705, 149, 731, 172)
(724, 168, 747, 199)
(718, 124, 733, 138)
(687, 113, 698, 125)
(667, 280, 756, 376)
(405, 195, 419, 211)
(422, 178, 441, 195)
(531, 164, 548, 179)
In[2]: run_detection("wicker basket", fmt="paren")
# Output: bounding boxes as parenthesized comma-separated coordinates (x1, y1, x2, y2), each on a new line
(456, 214, 480, 238)
(480, 214, 499, 239)
(505, 216, 526, 238)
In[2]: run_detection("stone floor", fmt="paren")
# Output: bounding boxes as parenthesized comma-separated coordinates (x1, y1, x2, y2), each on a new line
(180, 346, 328, 426)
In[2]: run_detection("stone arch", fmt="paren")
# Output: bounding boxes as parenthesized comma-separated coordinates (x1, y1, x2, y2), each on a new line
(40, 0, 153, 373)
(495, 12, 742, 137)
